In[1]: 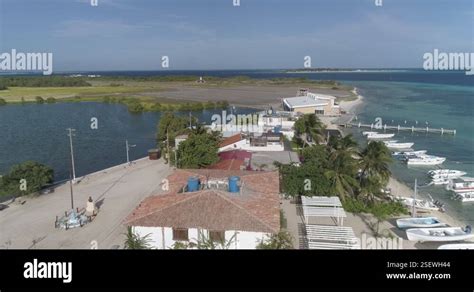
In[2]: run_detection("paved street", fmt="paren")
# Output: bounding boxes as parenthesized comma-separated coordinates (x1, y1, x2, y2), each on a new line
(0, 158, 171, 249)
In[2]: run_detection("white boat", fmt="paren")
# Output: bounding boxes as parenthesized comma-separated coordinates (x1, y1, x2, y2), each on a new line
(384, 142, 414, 149)
(407, 155, 446, 166)
(393, 150, 427, 156)
(406, 226, 474, 242)
(394, 196, 440, 211)
(446, 178, 474, 193)
(362, 131, 377, 136)
(362, 131, 378, 136)
(438, 243, 474, 250)
(431, 178, 450, 185)
(396, 217, 446, 229)
(455, 192, 474, 202)
(367, 133, 395, 140)
(428, 169, 467, 179)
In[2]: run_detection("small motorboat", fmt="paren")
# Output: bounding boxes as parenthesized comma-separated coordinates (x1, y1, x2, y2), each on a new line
(428, 169, 467, 179)
(393, 150, 427, 156)
(407, 155, 446, 166)
(438, 243, 474, 250)
(406, 226, 474, 242)
(394, 196, 441, 211)
(367, 133, 395, 140)
(362, 131, 378, 136)
(384, 142, 414, 149)
(396, 217, 446, 229)
(431, 178, 450, 185)
(446, 177, 474, 193)
(455, 192, 474, 202)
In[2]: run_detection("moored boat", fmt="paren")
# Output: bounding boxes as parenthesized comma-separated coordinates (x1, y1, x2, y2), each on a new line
(406, 226, 474, 242)
(394, 196, 441, 211)
(407, 155, 446, 166)
(431, 178, 450, 185)
(367, 133, 395, 140)
(428, 169, 467, 179)
(384, 141, 414, 149)
(455, 192, 474, 202)
(396, 217, 446, 229)
(438, 243, 474, 250)
(362, 131, 378, 136)
(393, 150, 427, 156)
(446, 177, 474, 193)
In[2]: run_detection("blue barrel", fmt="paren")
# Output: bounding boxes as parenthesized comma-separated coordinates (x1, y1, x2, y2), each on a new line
(187, 177, 200, 192)
(228, 176, 240, 193)
(274, 125, 281, 133)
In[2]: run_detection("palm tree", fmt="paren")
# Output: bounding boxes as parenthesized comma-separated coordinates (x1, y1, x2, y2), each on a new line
(294, 114, 326, 147)
(359, 141, 392, 200)
(327, 134, 359, 159)
(324, 151, 359, 200)
(123, 226, 152, 249)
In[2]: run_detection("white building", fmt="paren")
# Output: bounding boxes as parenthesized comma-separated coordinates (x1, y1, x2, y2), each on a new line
(282, 90, 340, 116)
(124, 169, 281, 249)
(218, 133, 285, 152)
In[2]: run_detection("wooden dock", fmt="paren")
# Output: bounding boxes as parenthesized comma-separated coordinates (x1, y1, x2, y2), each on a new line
(344, 122, 456, 135)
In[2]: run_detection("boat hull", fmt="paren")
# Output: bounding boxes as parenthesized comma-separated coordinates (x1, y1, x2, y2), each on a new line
(406, 227, 474, 242)
(438, 244, 474, 250)
(396, 217, 446, 229)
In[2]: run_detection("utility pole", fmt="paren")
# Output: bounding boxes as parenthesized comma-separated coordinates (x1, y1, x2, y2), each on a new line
(166, 129, 170, 167)
(126, 139, 136, 165)
(66, 128, 76, 182)
(69, 170, 74, 210)
(412, 178, 417, 218)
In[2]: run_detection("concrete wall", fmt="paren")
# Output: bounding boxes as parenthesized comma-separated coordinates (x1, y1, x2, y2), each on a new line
(219, 139, 247, 152)
(133, 226, 269, 249)
(293, 106, 318, 114)
(220, 139, 284, 152)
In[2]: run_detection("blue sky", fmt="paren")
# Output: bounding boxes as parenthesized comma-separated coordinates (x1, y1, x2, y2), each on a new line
(0, 0, 472, 70)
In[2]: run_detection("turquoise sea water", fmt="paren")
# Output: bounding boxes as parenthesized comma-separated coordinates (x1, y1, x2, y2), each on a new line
(343, 81, 474, 225)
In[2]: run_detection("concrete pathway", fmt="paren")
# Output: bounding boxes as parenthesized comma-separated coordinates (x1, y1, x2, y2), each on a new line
(0, 158, 171, 249)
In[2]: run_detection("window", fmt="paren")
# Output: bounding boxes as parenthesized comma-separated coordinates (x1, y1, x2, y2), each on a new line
(315, 109, 324, 115)
(172, 228, 189, 241)
(209, 231, 225, 242)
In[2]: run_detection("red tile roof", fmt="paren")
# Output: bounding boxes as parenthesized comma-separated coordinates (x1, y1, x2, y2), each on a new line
(218, 149, 252, 160)
(124, 169, 281, 234)
(207, 159, 244, 170)
(219, 134, 243, 148)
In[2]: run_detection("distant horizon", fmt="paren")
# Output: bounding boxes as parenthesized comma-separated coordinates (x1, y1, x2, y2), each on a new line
(0, 67, 439, 75)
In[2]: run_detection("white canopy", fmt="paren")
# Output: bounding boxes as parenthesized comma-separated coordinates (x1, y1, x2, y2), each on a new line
(301, 196, 342, 207)
(302, 206, 347, 225)
(305, 224, 359, 250)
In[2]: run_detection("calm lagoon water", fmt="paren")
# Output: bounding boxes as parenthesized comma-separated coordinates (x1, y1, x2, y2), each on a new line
(0, 102, 254, 182)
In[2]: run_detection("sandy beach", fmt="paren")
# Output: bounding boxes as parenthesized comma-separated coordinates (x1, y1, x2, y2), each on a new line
(340, 87, 365, 114)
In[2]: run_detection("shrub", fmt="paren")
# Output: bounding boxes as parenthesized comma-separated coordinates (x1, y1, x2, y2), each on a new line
(127, 100, 144, 113)
(35, 96, 45, 104)
(46, 97, 56, 103)
(0, 98, 6, 106)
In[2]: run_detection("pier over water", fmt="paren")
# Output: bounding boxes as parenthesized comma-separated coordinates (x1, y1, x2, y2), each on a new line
(340, 115, 456, 135)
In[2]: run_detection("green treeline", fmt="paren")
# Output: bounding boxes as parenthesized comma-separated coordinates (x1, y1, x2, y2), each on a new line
(0, 76, 91, 89)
